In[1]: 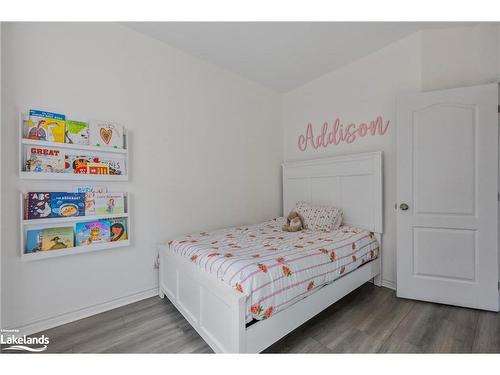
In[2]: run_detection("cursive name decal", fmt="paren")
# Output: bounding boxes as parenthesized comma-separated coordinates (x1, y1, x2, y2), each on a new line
(297, 115, 389, 151)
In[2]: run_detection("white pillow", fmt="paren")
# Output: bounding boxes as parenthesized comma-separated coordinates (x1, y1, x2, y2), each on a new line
(295, 201, 343, 232)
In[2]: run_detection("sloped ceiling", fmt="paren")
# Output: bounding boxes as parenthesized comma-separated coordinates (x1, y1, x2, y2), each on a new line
(124, 22, 475, 92)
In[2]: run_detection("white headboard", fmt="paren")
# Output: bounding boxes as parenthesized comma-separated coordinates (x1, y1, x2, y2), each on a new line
(282, 152, 383, 233)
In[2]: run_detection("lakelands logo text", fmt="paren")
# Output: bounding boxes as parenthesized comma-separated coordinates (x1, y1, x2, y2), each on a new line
(1, 329, 49, 352)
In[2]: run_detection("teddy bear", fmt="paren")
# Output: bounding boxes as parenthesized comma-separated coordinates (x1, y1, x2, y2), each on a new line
(282, 211, 304, 232)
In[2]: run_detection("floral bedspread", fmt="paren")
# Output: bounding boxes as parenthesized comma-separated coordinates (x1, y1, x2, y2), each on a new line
(167, 217, 379, 323)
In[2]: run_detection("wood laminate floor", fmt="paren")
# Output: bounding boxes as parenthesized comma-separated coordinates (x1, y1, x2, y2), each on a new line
(4, 283, 499, 353)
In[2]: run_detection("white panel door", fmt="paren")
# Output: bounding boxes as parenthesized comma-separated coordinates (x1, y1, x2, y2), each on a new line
(397, 83, 499, 311)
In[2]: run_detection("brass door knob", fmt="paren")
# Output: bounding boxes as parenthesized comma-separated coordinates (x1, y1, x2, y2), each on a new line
(400, 203, 409, 211)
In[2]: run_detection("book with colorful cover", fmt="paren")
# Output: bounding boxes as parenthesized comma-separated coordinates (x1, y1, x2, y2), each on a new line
(64, 154, 123, 175)
(26, 109, 66, 143)
(50, 192, 85, 218)
(41, 227, 74, 251)
(26, 229, 43, 253)
(99, 156, 125, 175)
(75, 221, 110, 246)
(94, 192, 125, 214)
(25, 146, 65, 173)
(88, 120, 124, 149)
(108, 217, 128, 242)
(64, 154, 100, 174)
(84, 192, 95, 215)
(65, 120, 89, 145)
(72, 186, 108, 215)
(87, 162, 109, 175)
(25, 192, 52, 219)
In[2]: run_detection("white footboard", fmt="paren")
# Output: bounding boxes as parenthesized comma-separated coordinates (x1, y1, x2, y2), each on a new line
(158, 244, 247, 353)
(158, 244, 381, 353)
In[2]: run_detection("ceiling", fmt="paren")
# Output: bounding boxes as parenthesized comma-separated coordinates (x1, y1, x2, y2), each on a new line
(124, 22, 474, 92)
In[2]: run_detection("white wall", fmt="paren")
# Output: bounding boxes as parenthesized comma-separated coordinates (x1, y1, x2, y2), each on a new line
(0, 22, 3, 329)
(282, 24, 500, 288)
(1, 23, 282, 332)
(421, 24, 499, 91)
(282, 33, 422, 288)
(498, 24, 500, 77)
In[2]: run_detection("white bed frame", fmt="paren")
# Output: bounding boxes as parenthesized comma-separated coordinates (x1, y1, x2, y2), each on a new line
(157, 152, 383, 353)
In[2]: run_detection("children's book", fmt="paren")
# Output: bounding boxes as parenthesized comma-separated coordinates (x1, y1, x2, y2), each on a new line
(64, 154, 125, 175)
(88, 120, 124, 149)
(50, 192, 85, 217)
(41, 227, 74, 251)
(71, 186, 107, 216)
(87, 162, 109, 175)
(94, 192, 125, 214)
(72, 185, 107, 193)
(75, 221, 110, 246)
(108, 217, 128, 242)
(64, 154, 100, 174)
(99, 157, 126, 175)
(84, 192, 95, 215)
(26, 109, 66, 143)
(25, 192, 52, 219)
(26, 229, 43, 253)
(25, 147, 65, 173)
(65, 120, 89, 145)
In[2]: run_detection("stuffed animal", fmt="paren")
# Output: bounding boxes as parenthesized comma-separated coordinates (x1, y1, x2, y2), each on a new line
(282, 211, 304, 232)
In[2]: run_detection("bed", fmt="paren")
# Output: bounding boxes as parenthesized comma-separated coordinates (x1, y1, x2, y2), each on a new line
(158, 151, 383, 353)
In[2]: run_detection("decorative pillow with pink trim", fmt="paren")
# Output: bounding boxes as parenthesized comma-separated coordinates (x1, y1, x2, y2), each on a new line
(295, 201, 343, 232)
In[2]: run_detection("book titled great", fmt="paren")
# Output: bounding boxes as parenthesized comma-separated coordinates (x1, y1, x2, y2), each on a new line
(25, 146, 65, 173)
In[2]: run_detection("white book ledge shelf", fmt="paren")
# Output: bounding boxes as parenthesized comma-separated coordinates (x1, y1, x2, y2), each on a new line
(19, 192, 131, 261)
(18, 110, 132, 261)
(19, 114, 129, 181)
(21, 240, 131, 261)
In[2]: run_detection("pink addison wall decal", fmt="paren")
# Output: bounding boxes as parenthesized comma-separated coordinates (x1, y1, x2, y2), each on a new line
(297, 115, 390, 151)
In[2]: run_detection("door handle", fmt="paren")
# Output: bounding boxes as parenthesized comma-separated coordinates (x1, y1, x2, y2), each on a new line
(400, 203, 409, 211)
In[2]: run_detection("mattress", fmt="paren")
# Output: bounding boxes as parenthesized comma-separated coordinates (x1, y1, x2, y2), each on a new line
(167, 217, 379, 323)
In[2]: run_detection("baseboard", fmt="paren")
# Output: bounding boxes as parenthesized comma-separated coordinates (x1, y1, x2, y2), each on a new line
(8, 287, 159, 336)
(9, 279, 397, 336)
(370, 277, 396, 290)
(381, 279, 396, 290)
